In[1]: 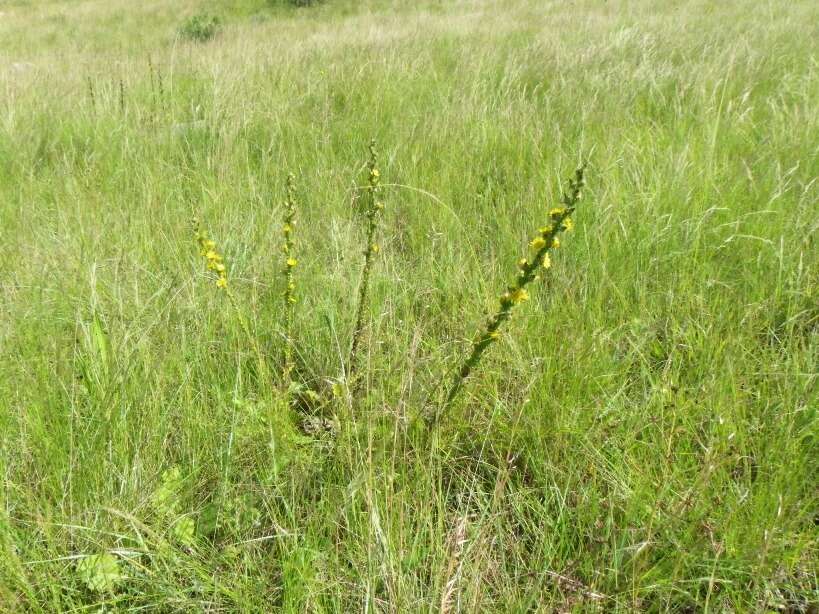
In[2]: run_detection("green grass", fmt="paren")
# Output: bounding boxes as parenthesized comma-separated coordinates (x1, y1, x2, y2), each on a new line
(1, 0, 817, 611)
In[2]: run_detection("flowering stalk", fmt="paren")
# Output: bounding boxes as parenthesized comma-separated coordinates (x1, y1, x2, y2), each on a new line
(282, 173, 298, 384)
(347, 140, 384, 381)
(434, 165, 586, 423)
(195, 223, 229, 290)
(194, 221, 269, 386)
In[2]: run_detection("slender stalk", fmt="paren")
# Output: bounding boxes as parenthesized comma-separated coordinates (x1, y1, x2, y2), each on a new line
(194, 221, 269, 388)
(432, 165, 586, 425)
(347, 140, 384, 382)
(282, 173, 298, 385)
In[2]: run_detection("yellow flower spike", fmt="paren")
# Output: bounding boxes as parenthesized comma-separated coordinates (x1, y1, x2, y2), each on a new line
(437, 162, 587, 421)
(194, 224, 228, 287)
(282, 172, 299, 385)
(509, 288, 529, 304)
(192, 221, 269, 388)
(561, 217, 574, 231)
(349, 139, 386, 382)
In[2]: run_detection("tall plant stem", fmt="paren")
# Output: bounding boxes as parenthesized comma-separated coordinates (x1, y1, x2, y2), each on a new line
(348, 140, 384, 383)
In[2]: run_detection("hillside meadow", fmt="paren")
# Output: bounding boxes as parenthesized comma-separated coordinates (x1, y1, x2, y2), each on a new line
(0, 0, 817, 611)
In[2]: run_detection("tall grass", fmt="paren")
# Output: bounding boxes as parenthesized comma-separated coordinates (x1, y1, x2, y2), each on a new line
(0, 0, 817, 611)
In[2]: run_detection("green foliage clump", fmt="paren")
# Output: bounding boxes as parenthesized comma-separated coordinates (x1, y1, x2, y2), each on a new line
(268, 0, 324, 7)
(178, 13, 220, 42)
(193, 143, 585, 429)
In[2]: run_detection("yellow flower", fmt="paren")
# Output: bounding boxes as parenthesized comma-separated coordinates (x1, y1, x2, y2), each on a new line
(196, 228, 230, 289)
(518, 258, 528, 269)
(371, 244, 380, 253)
(561, 217, 573, 231)
(370, 169, 380, 179)
(283, 224, 293, 234)
(529, 237, 546, 250)
(286, 257, 298, 267)
(488, 330, 501, 340)
(552, 237, 560, 249)
(549, 207, 566, 219)
(542, 253, 551, 269)
(509, 288, 529, 304)
(538, 225, 553, 235)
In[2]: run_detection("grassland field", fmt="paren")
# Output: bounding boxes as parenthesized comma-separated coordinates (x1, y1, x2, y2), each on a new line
(0, 0, 817, 611)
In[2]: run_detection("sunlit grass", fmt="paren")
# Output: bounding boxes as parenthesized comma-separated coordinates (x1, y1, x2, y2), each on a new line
(0, 0, 816, 611)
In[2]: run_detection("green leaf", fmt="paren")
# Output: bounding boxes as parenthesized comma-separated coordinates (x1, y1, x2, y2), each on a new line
(91, 313, 111, 380)
(76, 553, 123, 593)
(197, 503, 219, 537)
(151, 467, 183, 516)
(172, 516, 196, 546)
